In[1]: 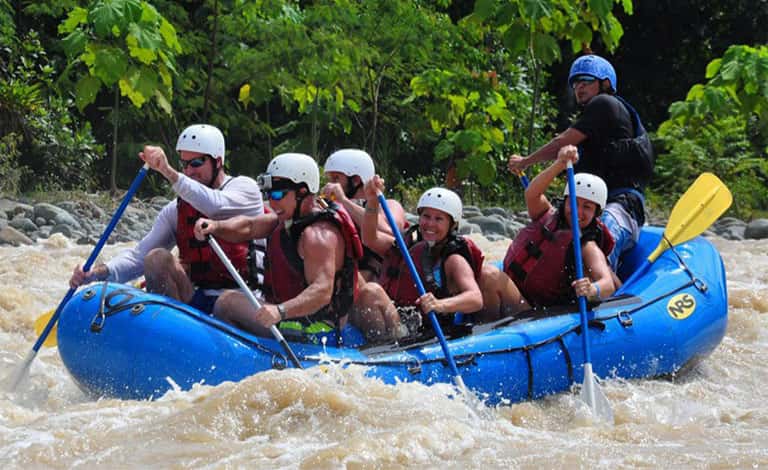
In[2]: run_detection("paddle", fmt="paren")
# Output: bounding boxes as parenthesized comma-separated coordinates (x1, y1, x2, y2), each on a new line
(4, 163, 150, 392)
(616, 172, 732, 295)
(566, 161, 614, 422)
(375, 191, 470, 395)
(205, 232, 304, 369)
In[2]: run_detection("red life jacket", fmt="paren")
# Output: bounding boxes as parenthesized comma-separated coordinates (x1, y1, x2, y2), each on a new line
(263, 202, 363, 325)
(503, 208, 614, 306)
(176, 198, 253, 289)
(380, 228, 484, 307)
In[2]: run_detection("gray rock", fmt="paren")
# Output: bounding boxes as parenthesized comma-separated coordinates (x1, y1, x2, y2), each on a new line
(35, 217, 46, 226)
(0, 218, 6, 230)
(0, 225, 34, 246)
(482, 207, 509, 218)
(506, 220, 526, 239)
(0, 199, 34, 219)
(458, 222, 482, 235)
(50, 224, 75, 238)
(9, 217, 38, 233)
(720, 224, 746, 240)
(466, 215, 508, 236)
(744, 218, 768, 239)
(484, 233, 508, 242)
(34, 202, 82, 229)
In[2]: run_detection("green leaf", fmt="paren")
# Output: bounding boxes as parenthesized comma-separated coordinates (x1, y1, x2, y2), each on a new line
(59, 6, 88, 34)
(532, 32, 560, 65)
(158, 18, 181, 53)
(588, 0, 613, 17)
(61, 31, 87, 58)
(127, 21, 162, 51)
(434, 139, 455, 161)
(473, 0, 497, 21)
(453, 129, 484, 152)
(91, 46, 128, 86)
(74, 74, 102, 112)
(502, 26, 528, 55)
(91, 0, 125, 38)
(154, 89, 172, 115)
(705, 58, 722, 80)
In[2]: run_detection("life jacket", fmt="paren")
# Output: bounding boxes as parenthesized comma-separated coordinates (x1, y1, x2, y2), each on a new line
(576, 95, 654, 193)
(263, 202, 363, 326)
(176, 198, 261, 289)
(380, 226, 484, 307)
(503, 207, 614, 307)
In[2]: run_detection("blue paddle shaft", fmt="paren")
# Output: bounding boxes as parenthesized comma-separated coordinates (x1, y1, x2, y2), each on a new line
(376, 193, 463, 380)
(32, 164, 150, 353)
(566, 163, 594, 365)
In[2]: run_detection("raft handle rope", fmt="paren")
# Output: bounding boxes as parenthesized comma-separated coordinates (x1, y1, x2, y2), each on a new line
(667, 242, 708, 293)
(83, 285, 290, 363)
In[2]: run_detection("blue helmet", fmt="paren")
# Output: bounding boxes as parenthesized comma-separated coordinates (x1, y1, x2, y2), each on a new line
(568, 55, 617, 93)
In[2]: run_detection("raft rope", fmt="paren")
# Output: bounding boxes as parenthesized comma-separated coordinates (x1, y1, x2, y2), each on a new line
(83, 246, 708, 394)
(86, 285, 290, 366)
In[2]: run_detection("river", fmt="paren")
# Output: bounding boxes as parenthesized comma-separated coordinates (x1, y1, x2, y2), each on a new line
(1, 233, 766, 468)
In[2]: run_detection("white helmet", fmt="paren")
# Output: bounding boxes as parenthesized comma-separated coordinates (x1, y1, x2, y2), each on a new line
(417, 187, 463, 222)
(563, 172, 608, 209)
(324, 149, 375, 182)
(266, 153, 320, 193)
(176, 124, 226, 163)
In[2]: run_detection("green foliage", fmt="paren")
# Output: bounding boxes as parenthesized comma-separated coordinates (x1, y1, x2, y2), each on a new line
(655, 45, 768, 219)
(0, 133, 26, 195)
(471, 0, 632, 65)
(58, 0, 181, 113)
(1, 29, 102, 194)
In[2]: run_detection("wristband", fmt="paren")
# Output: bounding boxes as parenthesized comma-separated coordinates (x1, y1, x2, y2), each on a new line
(593, 282, 601, 299)
(365, 205, 379, 214)
(277, 303, 287, 321)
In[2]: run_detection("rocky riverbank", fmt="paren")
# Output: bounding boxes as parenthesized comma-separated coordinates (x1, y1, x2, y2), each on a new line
(1, 194, 768, 247)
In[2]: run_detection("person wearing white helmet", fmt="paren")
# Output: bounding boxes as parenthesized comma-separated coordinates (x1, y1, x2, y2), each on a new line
(194, 152, 401, 344)
(362, 178, 491, 332)
(69, 124, 266, 315)
(503, 145, 617, 308)
(322, 148, 407, 282)
(508, 54, 654, 271)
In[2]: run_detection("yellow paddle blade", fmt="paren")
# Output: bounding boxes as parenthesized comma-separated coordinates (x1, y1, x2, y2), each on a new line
(648, 172, 733, 262)
(33, 309, 58, 348)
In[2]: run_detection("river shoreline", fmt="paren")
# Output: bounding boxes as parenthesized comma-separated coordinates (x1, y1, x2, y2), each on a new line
(2, 192, 768, 247)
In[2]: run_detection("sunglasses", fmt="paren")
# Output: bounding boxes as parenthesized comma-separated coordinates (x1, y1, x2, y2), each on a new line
(571, 76, 597, 88)
(265, 189, 290, 201)
(179, 156, 209, 169)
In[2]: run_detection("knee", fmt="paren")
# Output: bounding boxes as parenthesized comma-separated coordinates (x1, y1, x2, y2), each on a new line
(144, 248, 175, 271)
(213, 290, 240, 320)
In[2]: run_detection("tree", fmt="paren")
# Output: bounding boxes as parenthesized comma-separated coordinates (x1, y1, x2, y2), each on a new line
(654, 45, 768, 218)
(58, 0, 181, 192)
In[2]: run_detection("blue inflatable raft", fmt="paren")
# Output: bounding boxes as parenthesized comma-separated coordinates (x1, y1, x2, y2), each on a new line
(56, 226, 728, 403)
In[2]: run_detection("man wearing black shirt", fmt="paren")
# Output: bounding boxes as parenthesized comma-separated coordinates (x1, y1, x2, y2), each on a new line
(508, 54, 654, 270)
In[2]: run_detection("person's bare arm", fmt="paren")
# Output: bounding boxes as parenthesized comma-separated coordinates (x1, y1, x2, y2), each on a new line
(508, 127, 586, 172)
(194, 213, 279, 243)
(579, 241, 616, 299)
(418, 254, 483, 314)
(280, 222, 344, 317)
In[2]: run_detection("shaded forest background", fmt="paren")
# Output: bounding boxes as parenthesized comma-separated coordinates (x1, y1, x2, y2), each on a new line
(2, 0, 767, 219)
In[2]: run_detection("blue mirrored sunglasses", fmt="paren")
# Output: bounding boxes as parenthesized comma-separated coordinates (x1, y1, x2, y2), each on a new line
(266, 189, 288, 201)
(179, 156, 209, 169)
(571, 76, 597, 88)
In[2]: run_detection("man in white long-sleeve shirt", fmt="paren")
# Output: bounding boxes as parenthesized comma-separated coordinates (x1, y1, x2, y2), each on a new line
(69, 124, 266, 314)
